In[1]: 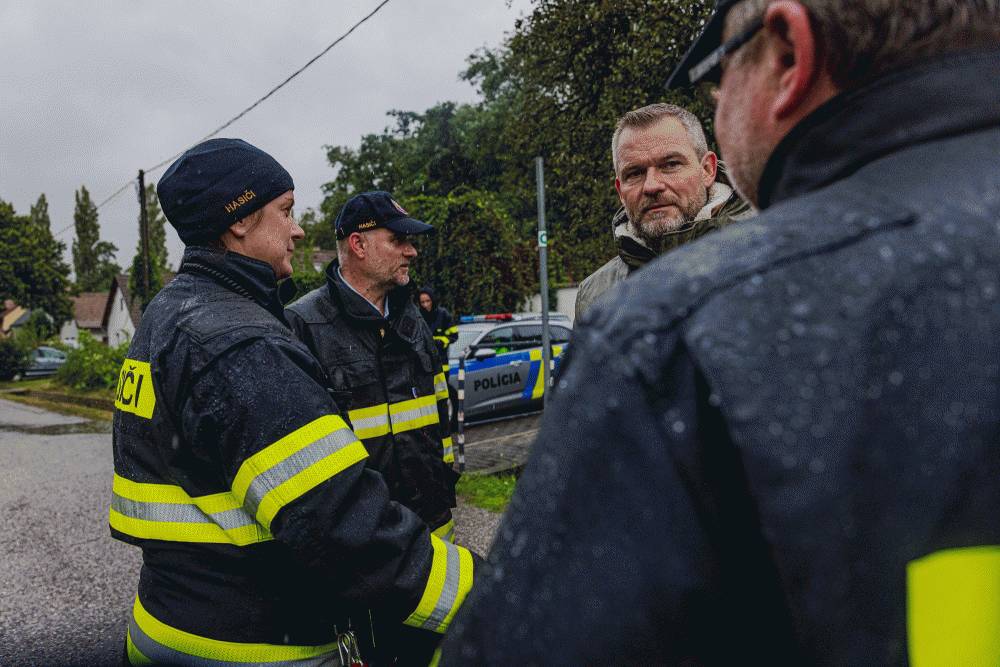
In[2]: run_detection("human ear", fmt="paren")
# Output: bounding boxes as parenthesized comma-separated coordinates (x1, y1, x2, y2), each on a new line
(762, 1, 821, 120)
(701, 151, 719, 187)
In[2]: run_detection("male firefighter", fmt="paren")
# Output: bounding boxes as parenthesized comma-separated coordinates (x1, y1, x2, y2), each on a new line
(574, 102, 750, 319)
(440, 0, 1000, 664)
(111, 140, 474, 666)
(285, 191, 460, 663)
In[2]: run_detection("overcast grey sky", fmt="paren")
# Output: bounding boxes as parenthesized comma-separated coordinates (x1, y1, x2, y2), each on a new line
(0, 0, 532, 272)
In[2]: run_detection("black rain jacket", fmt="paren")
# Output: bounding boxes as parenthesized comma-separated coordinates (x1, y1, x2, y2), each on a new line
(111, 247, 473, 663)
(440, 49, 1000, 665)
(285, 261, 458, 534)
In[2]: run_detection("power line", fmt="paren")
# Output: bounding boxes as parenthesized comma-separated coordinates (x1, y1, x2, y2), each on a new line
(64, 0, 392, 237)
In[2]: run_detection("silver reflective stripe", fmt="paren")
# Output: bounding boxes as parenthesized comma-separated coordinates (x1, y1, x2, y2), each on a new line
(128, 617, 342, 666)
(422, 540, 462, 631)
(350, 412, 389, 432)
(391, 402, 438, 430)
(112, 495, 255, 532)
(244, 428, 359, 520)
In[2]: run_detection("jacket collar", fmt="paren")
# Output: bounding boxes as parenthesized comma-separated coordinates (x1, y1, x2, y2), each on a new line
(179, 246, 296, 319)
(325, 260, 411, 326)
(759, 48, 1000, 209)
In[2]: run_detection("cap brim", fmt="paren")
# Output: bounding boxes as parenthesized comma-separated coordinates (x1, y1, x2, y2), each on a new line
(385, 217, 434, 235)
(666, 7, 727, 89)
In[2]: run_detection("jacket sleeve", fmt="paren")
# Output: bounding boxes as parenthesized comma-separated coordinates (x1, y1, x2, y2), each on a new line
(437, 322, 777, 663)
(182, 334, 474, 632)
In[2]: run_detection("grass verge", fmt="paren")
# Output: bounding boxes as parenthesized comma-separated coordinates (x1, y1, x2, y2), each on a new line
(455, 473, 518, 513)
(0, 377, 114, 422)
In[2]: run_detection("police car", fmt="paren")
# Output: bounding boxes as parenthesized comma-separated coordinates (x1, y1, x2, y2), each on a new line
(447, 313, 572, 423)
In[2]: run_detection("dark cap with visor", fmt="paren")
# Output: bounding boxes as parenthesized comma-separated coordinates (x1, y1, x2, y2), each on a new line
(667, 0, 749, 89)
(334, 191, 433, 239)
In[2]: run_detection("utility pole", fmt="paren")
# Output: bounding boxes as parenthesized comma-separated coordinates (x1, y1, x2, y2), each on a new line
(535, 157, 552, 408)
(137, 169, 150, 308)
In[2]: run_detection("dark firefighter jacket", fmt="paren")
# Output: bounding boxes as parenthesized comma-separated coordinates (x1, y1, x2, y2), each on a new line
(420, 293, 457, 371)
(285, 261, 458, 540)
(110, 246, 473, 665)
(440, 50, 1000, 665)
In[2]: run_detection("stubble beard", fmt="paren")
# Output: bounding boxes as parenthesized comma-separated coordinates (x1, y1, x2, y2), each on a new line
(633, 188, 708, 247)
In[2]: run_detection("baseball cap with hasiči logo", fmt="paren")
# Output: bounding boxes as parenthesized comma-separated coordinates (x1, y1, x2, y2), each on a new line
(334, 191, 434, 240)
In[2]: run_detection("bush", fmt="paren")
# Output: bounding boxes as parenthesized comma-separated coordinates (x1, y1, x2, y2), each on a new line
(0, 337, 29, 381)
(55, 331, 128, 391)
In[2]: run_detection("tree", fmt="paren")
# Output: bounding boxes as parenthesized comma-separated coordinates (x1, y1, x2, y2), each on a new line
(0, 195, 72, 323)
(129, 184, 171, 310)
(318, 0, 716, 287)
(406, 189, 534, 315)
(72, 185, 120, 292)
(461, 0, 715, 281)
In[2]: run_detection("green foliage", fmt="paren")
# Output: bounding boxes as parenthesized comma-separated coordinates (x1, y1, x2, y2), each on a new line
(318, 0, 715, 286)
(0, 195, 73, 323)
(55, 330, 128, 391)
(129, 184, 170, 312)
(0, 337, 29, 381)
(406, 189, 534, 315)
(455, 473, 518, 513)
(287, 208, 329, 298)
(72, 185, 120, 292)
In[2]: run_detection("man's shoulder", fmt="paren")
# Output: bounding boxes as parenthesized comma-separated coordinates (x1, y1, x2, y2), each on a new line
(576, 256, 628, 310)
(285, 283, 340, 324)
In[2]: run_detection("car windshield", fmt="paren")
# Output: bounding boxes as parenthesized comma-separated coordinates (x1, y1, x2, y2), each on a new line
(450, 327, 489, 359)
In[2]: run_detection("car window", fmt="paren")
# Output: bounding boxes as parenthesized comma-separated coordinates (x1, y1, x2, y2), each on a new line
(514, 325, 543, 349)
(479, 326, 515, 353)
(450, 328, 488, 359)
(550, 326, 572, 344)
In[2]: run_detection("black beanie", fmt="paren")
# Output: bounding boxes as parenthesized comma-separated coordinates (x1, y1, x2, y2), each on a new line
(156, 138, 294, 245)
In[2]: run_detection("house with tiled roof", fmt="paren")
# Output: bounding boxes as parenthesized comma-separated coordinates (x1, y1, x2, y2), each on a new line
(1, 300, 29, 338)
(59, 292, 109, 347)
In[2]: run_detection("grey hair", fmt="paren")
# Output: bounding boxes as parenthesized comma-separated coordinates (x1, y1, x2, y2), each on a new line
(727, 0, 1000, 88)
(611, 103, 709, 173)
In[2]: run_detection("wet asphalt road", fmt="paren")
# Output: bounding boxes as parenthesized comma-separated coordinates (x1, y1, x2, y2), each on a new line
(0, 397, 500, 666)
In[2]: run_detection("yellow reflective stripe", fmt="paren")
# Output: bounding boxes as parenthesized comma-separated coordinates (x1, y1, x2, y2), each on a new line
(404, 535, 474, 633)
(530, 345, 563, 399)
(389, 394, 439, 434)
(348, 403, 391, 439)
(432, 518, 456, 544)
(126, 628, 153, 665)
(442, 436, 454, 464)
(109, 509, 270, 546)
(130, 595, 340, 663)
(428, 648, 442, 667)
(110, 474, 271, 546)
(232, 415, 368, 530)
(908, 546, 1000, 666)
(433, 373, 449, 401)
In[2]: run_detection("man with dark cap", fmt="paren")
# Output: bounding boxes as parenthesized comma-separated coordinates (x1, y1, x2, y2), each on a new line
(111, 140, 474, 665)
(439, 1, 1000, 664)
(285, 192, 460, 663)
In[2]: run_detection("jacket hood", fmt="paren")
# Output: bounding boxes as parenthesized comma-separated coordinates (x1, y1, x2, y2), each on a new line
(615, 181, 745, 269)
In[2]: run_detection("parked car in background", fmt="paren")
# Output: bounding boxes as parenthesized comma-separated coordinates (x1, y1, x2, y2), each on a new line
(20, 346, 67, 379)
(447, 313, 572, 423)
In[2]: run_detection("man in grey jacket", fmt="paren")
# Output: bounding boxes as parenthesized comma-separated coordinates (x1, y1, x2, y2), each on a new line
(574, 102, 750, 319)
